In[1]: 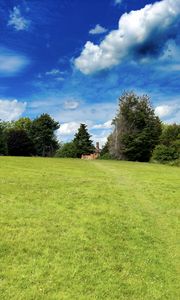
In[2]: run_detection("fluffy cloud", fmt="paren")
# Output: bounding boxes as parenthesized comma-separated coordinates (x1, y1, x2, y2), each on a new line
(155, 104, 180, 119)
(57, 122, 80, 136)
(8, 6, 30, 31)
(92, 120, 112, 129)
(0, 99, 26, 121)
(89, 24, 107, 35)
(75, 0, 180, 74)
(155, 105, 173, 118)
(0, 47, 29, 76)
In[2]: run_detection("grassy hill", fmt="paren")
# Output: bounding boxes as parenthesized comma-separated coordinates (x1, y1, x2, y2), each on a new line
(0, 157, 179, 300)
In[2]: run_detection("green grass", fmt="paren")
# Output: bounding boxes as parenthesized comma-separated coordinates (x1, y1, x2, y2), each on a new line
(0, 157, 179, 300)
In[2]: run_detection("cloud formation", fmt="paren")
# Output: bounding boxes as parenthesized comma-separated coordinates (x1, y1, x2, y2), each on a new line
(64, 100, 80, 110)
(75, 0, 180, 74)
(155, 105, 173, 118)
(0, 99, 26, 121)
(58, 122, 80, 136)
(0, 48, 29, 76)
(92, 120, 112, 129)
(45, 69, 63, 76)
(89, 24, 107, 35)
(8, 6, 30, 31)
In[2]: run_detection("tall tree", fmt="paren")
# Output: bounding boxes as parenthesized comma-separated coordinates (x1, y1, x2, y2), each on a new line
(73, 124, 94, 158)
(7, 128, 34, 156)
(0, 121, 7, 155)
(110, 92, 162, 162)
(30, 114, 60, 156)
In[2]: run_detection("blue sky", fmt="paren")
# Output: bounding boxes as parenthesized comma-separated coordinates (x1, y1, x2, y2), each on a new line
(0, 0, 179, 145)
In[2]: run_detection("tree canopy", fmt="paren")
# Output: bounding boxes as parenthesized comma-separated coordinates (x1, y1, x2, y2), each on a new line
(73, 124, 95, 158)
(109, 92, 162, 162)
(30, 114, 60, 157)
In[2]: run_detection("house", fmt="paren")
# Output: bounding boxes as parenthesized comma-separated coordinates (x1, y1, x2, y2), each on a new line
(81, 142, 100, 160)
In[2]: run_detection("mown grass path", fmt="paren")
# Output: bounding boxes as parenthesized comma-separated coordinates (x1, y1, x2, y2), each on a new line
(0, 157, 179, 299)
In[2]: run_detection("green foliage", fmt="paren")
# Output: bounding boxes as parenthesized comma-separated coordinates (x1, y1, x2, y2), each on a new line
(0, 157, 179, 299)
(0, 121, 7, 155)
(55, 142, 77, 158)
(7, 128, 34, 156)
(30, 114, 60, 156)
(100, 137, 113, 160)
(73, 123, 95, 158)
(152, 123, 180, 163)
(152, 144, 179, 163)
(110, 92, 162, 162)
(13, 117, 32, 132)
(160, 123, 180, 146)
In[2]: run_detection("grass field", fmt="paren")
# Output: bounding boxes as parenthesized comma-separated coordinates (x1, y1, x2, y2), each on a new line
(0, 157, 179, 300)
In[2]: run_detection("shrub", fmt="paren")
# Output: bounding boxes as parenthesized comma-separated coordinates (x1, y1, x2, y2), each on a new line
(55, 142, 77, 158)
(152, 145, 179, 163)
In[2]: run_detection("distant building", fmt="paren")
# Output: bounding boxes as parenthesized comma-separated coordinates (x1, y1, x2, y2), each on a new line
(81, 142, 101, 160)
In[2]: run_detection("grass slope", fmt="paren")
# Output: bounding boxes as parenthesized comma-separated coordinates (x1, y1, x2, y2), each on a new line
(0, 157, 179, 300)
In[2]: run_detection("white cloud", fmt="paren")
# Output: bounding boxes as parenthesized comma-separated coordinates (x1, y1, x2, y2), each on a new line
(92, 130, 110, 148)
(45, 69, 63, 76)
(0, 99, 26, 121)
(155, 103, 180, 120)
(89, 24, 107, 35)
(155, 105, 173, 118)
(0, 48, 29, 76)
(75, 0, 180, 74)
(57, 122, 80, 136)
(64, 100, 80, 110)
(92, 120, 112, 129)
(114, 0, 122, 5)
(8, 6, 30, 31)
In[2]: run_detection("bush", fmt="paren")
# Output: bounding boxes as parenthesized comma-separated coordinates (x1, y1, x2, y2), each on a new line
(55, 142, 77, 158)
(152, 145, 179, 163)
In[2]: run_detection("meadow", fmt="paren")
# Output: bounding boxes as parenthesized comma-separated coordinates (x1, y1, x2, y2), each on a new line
(0, 157, 179, 300)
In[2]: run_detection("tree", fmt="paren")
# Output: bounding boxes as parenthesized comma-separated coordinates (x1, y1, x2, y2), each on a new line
(55, 142, 77, 158)
(30, 114, 60, 156)
(0, 121, 7, 155)
(100, 135, 112, 159)
(73, 124, 94, 158)
(160, 123, 180, 147)
(110, 92, 162, 162)
(13, 117, 32, 132)
(152, 123, 180, 163)
(7, 128, 34, 156)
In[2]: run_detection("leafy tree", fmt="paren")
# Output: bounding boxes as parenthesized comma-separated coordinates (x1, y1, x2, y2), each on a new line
(55, 142, 77, 158)
(7, 128, 34, 156)
(152, 145, 179, 163)
(152, 123, 180, 163)
(13, 117, 32, 132)
(160, 123, 180, 147)
(0, 121, 7, 155)
(110, 92, 162, 161)
(73, 124, 94, 158)
(100, 135, 112, 159)
(30, 114, 60, 156)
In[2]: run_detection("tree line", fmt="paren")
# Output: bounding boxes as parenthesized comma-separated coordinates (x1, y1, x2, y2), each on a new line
(0, 92, 179, 164)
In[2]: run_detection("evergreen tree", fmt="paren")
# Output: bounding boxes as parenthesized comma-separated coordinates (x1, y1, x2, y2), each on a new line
(110, 92, 162, 162)
(73, 124, 94, 158)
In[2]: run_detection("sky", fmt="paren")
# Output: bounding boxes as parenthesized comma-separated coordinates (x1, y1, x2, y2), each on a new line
(0, 0, 180, 146)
